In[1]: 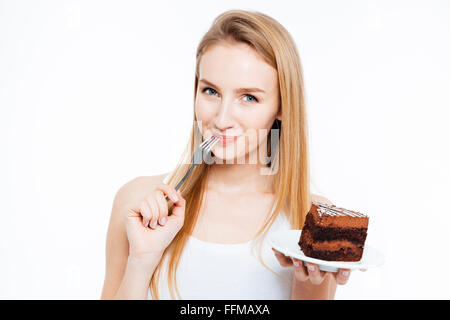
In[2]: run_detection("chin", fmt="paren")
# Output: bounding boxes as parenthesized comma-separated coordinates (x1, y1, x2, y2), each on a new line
(211, 146, 259, 165)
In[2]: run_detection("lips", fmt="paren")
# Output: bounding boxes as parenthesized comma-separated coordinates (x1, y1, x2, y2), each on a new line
(220, 135, 238, 140)
(216, 135, 239, 145)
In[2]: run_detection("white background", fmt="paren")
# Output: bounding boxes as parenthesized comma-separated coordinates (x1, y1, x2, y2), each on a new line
(1, 0, 449, 299)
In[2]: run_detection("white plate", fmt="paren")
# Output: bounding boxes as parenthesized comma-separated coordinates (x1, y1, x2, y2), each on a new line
(269, 230, 385, 273)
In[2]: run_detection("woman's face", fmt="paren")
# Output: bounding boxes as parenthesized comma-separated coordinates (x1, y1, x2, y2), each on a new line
(195, 40, 281, 164)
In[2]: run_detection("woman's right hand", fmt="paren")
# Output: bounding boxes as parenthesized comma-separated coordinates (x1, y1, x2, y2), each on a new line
(123, 183, 186, 261)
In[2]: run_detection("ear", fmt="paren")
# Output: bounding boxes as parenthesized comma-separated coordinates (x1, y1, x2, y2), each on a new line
(275, 99, 282, 120)
(276, 110, 282, 121)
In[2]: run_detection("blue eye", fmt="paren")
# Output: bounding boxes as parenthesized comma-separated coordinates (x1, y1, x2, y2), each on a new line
(243, 94, 258, 103)
(202, 87, 218, 96)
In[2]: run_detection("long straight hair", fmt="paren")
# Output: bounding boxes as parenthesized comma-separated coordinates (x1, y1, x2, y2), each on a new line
(149, 9, 311, 299)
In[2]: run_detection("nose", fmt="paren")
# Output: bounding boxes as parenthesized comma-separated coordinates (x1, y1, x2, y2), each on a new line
(213, 97, 236, 132)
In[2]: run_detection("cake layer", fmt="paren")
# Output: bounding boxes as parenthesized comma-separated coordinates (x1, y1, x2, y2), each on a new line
(303, 212, 368, 244)
(310, 203, 369, 229)
(308, 226, 367, 244)
(299, 228, 362, 251)
(299, 229, 364, 262)
(299, 245, 363, 262)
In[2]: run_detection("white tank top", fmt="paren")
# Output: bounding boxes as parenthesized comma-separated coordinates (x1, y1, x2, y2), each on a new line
(147, 172, 294, 300)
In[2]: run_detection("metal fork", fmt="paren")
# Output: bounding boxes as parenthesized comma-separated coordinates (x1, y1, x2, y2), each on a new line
(165, 135, 221, 202)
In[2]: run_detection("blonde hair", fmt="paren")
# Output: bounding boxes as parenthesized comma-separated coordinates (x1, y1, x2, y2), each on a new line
(150, 9, 311, 299)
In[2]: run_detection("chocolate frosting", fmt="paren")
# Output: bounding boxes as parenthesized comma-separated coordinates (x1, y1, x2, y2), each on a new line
(310, 202, 369, 229)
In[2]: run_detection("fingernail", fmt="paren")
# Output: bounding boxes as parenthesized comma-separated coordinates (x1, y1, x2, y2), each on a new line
(160, 217, 167, 225)
(307, 265, 315, 272)
(171, 193, 179, 202)
(293, 261, 299, 267)
(151, 221, 157, 228)
(342, 271, 349, 277)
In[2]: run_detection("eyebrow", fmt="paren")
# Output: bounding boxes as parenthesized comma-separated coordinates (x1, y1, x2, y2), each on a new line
(199, 78, 266, 94)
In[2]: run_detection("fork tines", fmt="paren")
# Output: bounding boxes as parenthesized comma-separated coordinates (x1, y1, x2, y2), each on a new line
(201, 135, 221, 153)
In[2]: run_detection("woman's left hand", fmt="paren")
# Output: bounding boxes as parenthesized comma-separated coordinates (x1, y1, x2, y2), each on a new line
(272, 248, 353, 285)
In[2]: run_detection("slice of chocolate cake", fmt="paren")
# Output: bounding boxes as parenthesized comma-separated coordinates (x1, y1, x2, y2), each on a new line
(299, 201, 369, 262)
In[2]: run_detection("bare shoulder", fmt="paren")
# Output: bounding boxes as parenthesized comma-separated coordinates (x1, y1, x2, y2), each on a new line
(113, 172, 170, 208)
(101, 171, 171, 299)
(311, 193, 334, 206)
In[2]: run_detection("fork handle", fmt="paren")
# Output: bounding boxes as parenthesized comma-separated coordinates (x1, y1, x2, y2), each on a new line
(164, 162, 197, 202)
(174, 163, 196, 191)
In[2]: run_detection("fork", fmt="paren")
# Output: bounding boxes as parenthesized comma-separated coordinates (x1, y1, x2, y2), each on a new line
(165, 135, 221, 202)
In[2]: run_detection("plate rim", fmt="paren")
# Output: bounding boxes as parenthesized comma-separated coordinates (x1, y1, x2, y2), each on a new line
(269, 229, 385, 271)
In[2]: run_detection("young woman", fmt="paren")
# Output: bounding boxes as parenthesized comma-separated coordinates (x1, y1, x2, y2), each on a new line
(101, 9, 353, 300)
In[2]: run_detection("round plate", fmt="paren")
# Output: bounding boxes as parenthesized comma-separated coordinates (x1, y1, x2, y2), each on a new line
(269, 230, 385, 273)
